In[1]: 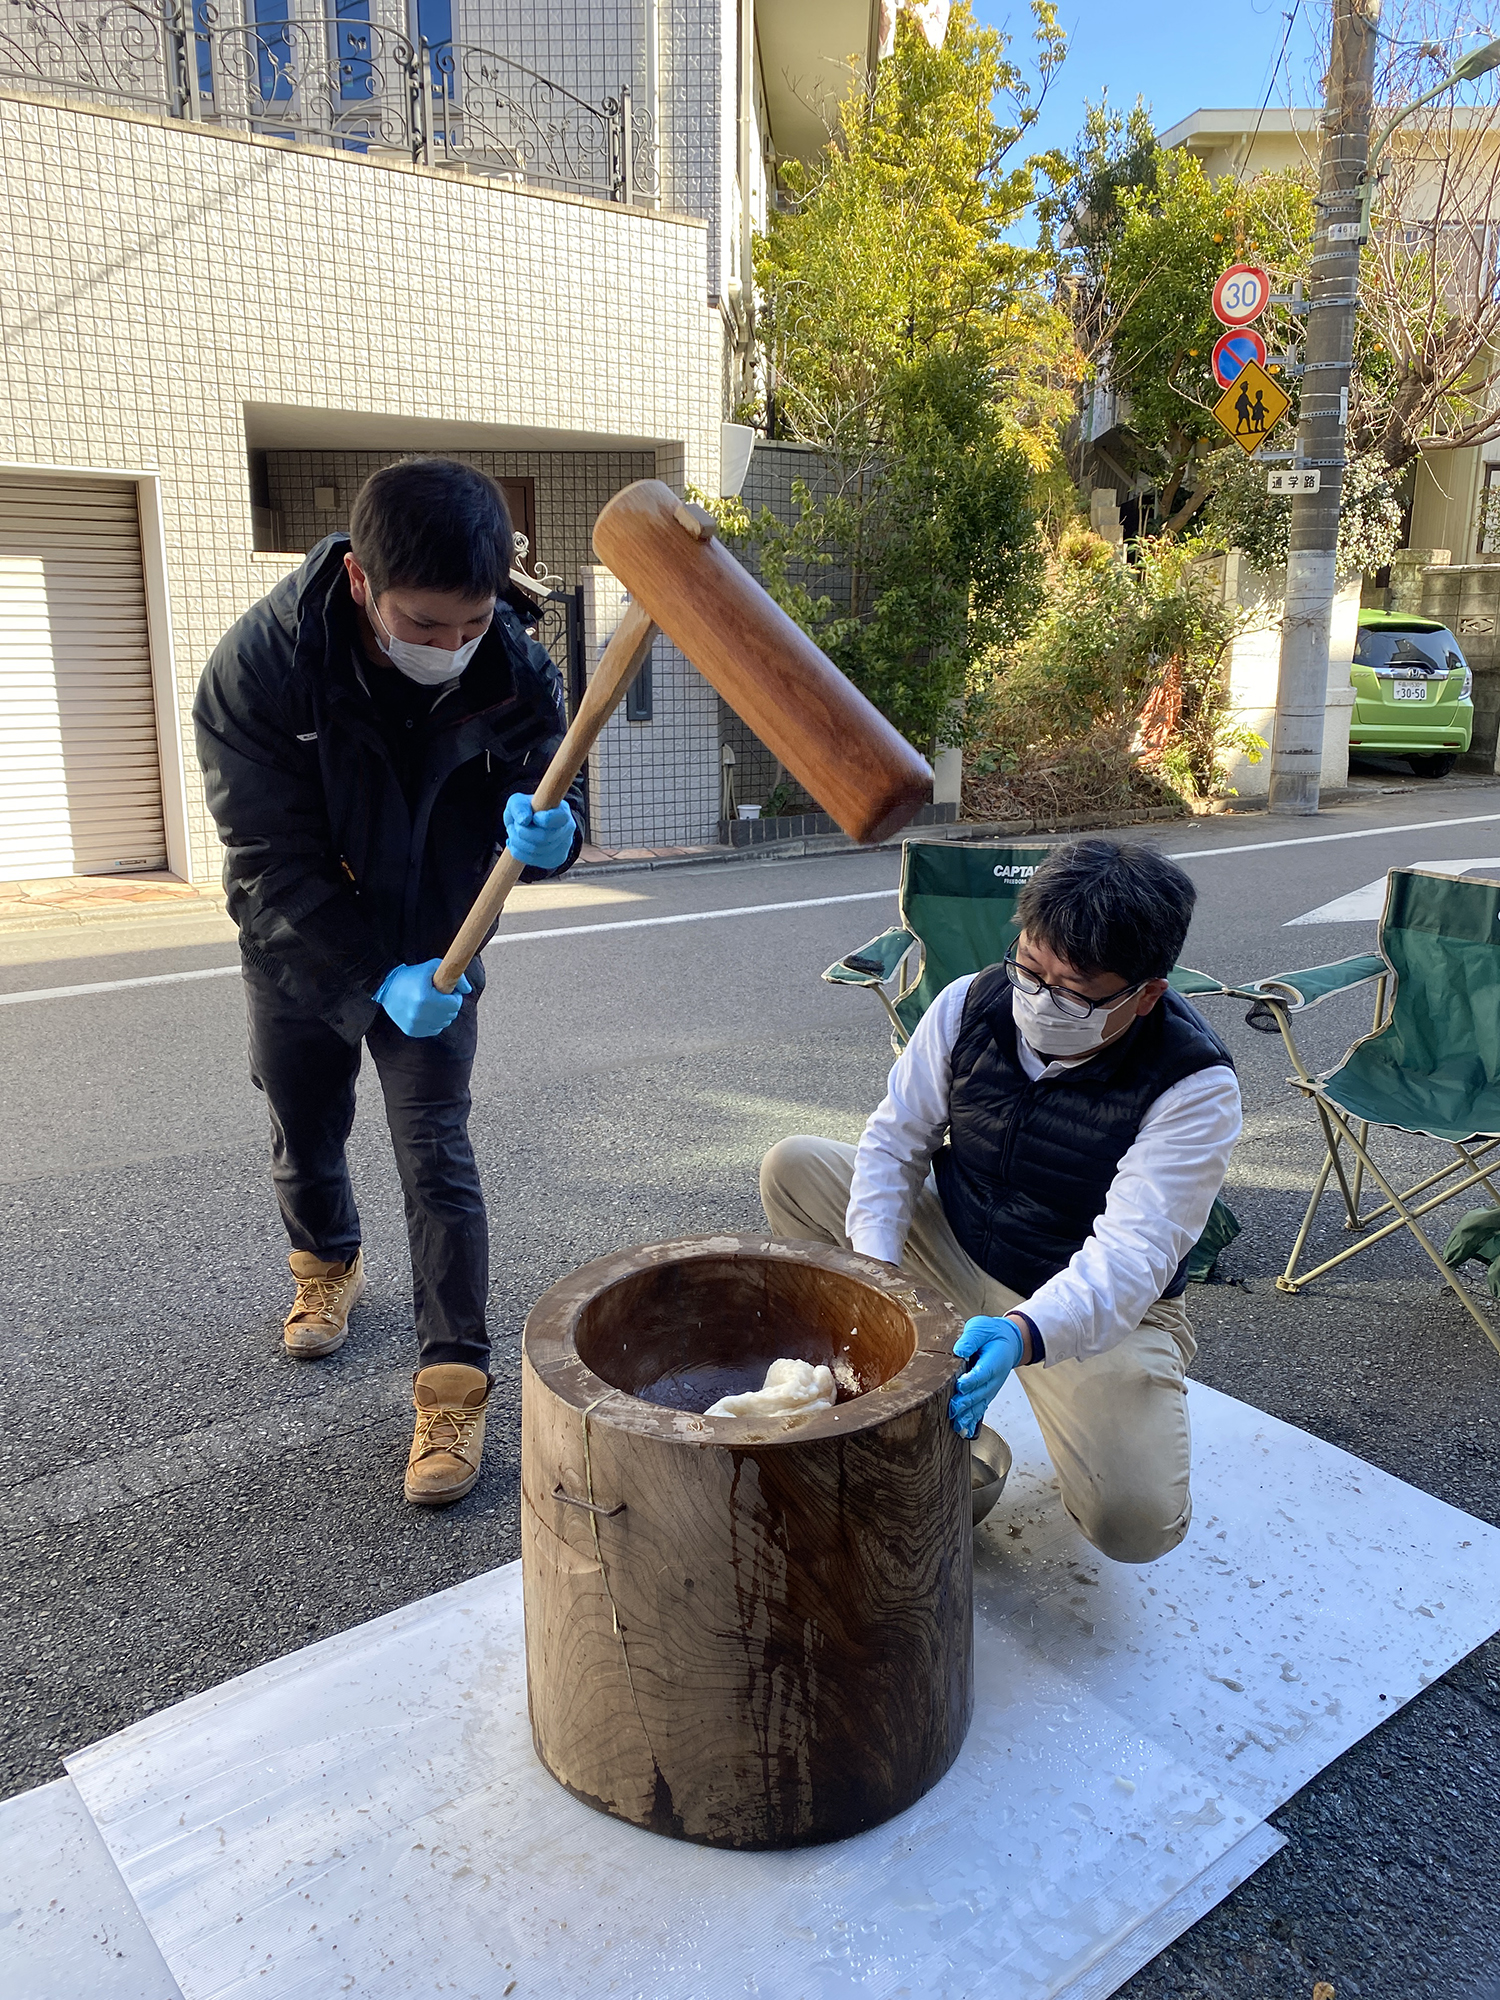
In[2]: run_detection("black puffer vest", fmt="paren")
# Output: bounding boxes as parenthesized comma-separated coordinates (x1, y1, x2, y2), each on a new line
(932, 966, 1234, 1299)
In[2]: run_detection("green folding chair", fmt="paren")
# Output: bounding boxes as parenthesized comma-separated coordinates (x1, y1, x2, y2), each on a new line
(823, 840, 1243, 1279)
(1243, 867, 1500, 1353)
(823, 842, 1053, 1046)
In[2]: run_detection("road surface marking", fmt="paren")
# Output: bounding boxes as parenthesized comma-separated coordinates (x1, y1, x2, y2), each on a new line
(1166, 808, 1500, 862)
(1287, 858, 1500, 925)
(11, 810, 1500, 1008)
(0, 963, 244, 1005)
(0, 889, 899, 1007)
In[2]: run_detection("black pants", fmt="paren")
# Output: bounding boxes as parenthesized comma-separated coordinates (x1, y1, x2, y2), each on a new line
(244, 964, 488, 1371)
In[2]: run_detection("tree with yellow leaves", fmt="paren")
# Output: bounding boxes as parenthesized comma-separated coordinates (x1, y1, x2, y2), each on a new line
(757, 0, 1073, 467)
(736, 2, 1071, 751)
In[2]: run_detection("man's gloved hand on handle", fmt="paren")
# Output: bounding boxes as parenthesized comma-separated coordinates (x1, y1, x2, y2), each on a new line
(374, 959, 471, 1038)
(949, 1315, 1028, 1438)
(504, 791, 576, 872)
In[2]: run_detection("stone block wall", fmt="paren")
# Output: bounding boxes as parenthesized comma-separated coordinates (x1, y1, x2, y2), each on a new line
(719, 439, 860, 813)
(1419, 563, 1500, 769)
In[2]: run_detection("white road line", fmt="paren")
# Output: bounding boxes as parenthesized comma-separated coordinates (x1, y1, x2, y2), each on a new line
(0, 889, 898, 1008)
(1287, 858, 1500, 925)
(484, 886, 894, 943)
(0, 964, 243, 1006)
(1167, 808, 1500, 861)
(8, 810, 1500, 1009)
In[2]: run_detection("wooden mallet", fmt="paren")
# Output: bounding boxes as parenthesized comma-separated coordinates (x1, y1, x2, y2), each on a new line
(435, 478, 933, 990)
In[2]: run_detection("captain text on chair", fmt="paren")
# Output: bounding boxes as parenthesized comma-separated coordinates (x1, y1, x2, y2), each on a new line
(762, 840, 1243, 1564)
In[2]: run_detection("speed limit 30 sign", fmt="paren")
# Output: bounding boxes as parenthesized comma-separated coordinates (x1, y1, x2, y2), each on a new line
(1212, 264, 1270, 327)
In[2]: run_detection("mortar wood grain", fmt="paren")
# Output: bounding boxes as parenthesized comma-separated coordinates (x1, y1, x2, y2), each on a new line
(521, 1235, 972, 1849)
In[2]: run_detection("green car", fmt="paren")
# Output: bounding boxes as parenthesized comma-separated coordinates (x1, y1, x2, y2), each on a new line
(1349, 610, 1474, 777)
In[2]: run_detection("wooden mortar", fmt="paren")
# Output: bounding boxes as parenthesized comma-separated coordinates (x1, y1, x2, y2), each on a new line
(521, 1234, 972, 1850)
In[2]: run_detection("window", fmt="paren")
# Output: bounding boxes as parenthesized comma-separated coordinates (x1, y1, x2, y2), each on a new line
(1479, 464, 1500, 555)
(625, 659, 654, 722)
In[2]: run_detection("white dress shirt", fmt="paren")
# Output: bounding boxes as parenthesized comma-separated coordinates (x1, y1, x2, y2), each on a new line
(846, 975, 1243, 1365)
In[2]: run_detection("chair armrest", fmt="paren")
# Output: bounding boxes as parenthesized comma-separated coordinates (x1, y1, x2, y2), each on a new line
(1168, 965, 1229, 997)
(822, 927, 917, 987)
(1243, 954, 1387, 1013)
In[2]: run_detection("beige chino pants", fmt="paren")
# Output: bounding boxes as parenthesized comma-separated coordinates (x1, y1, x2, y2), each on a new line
(760, 1135, 1196, 1565)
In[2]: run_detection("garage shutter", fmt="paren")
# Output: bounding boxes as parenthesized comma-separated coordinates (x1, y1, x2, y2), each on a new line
(0, 475, 167, 880)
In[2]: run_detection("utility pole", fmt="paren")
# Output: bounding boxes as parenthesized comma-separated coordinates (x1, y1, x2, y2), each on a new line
(1267, 0, 1382, 814)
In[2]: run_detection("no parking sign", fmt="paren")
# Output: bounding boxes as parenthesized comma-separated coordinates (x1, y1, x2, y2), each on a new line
(1211, 327, 1268, 388)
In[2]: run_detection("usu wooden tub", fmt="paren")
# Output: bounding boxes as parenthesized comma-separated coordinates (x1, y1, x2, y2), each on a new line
(521, 1233, 972, 1850)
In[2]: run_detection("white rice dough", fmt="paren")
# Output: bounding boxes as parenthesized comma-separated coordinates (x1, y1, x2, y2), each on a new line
(705, 1358, 837, 1420)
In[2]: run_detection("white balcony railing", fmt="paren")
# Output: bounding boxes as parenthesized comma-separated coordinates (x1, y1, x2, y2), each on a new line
(0, 0, 657, 200)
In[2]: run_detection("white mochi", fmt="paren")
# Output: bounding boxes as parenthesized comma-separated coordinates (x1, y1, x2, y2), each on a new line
(705, 1357, 838, 1420)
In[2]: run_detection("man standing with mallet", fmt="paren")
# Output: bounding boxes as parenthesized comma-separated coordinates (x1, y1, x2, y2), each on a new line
(763, 840, 1242, 1564)
(195, 458, 579, 1507)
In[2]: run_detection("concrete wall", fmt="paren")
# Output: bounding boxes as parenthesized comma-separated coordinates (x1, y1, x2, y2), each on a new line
(1410, 447, 1490, 564)
(0, 88, 718, 881)
(1420, 562, 1500, 769)
(1217, 552, 1359, 798)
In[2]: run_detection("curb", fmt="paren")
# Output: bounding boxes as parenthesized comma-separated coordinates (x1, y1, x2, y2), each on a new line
(574, 805, 1197, 878)
(0, 894, 229, 937)
(11, 776, 1486, 934)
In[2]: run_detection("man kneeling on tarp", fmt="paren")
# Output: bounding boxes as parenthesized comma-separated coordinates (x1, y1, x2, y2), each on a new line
(761, 839, 1242, 1564)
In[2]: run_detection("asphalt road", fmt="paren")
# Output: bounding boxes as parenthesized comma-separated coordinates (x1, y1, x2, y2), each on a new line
(6, 787, 1500, 1997)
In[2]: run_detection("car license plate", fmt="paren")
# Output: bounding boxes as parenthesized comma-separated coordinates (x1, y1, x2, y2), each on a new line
(1392, 682, 1428, 700)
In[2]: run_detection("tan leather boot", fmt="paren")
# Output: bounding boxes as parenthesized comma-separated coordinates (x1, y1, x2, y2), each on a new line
(283, 1249, 366, 1358)
(405, 1364, 491, 1505)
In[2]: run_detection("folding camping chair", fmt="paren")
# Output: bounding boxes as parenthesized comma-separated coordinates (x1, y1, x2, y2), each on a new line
(822, 840, 1243, 1278)
(1244, 866, 1500, 1354)
(823, 841, 1052, 1046)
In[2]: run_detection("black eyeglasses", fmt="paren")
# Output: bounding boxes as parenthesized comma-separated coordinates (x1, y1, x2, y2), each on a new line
(1002, 946, 1144, 1022)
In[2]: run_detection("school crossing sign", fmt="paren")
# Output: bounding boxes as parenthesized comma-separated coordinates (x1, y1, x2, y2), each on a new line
(1211, 358, 1290, 455)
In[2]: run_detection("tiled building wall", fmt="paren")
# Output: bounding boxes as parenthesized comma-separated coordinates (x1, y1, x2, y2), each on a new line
(581, 567, 719, 848)
(457, 1, 646, 122)
(263, 448, 657, 583)
(453, 0, 726, 297)
(0, 91, 717, 882)
(661, 0, 726, 300)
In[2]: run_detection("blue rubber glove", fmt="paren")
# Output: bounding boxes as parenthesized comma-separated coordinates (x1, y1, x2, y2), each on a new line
(504, 792, 576, 871)
(949, 1316, 1027, 1438)
(374, 958, 471, 1038)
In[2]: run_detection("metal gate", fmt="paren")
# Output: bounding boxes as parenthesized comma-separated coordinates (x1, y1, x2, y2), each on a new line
(531, 583, 588, 839)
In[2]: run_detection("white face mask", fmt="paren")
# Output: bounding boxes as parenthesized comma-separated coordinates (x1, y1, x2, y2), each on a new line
(367, 596, 486, 686)
(1009, 978, 1140, 1059)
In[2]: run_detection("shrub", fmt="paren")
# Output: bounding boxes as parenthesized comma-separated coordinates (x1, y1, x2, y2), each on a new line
(965, 529, 1261, 820)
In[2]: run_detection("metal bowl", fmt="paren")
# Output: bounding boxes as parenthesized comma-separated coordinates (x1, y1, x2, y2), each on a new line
(970, 1425, 1012, 1527)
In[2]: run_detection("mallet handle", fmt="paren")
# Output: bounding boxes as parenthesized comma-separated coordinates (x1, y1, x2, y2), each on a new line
(433, 600, 658, 993)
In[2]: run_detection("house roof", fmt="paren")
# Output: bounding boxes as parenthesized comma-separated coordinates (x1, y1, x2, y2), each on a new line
(1159, 104, 1499, 148)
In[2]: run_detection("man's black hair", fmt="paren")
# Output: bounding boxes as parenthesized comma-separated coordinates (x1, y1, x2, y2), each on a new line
(349, 457, 513, 600)
(1015, 839, 1196, 984)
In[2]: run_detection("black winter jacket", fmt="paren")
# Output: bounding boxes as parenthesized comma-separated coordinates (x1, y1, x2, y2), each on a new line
(932, 968, 1235, 1299)
(194, 536, 582, 1042)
